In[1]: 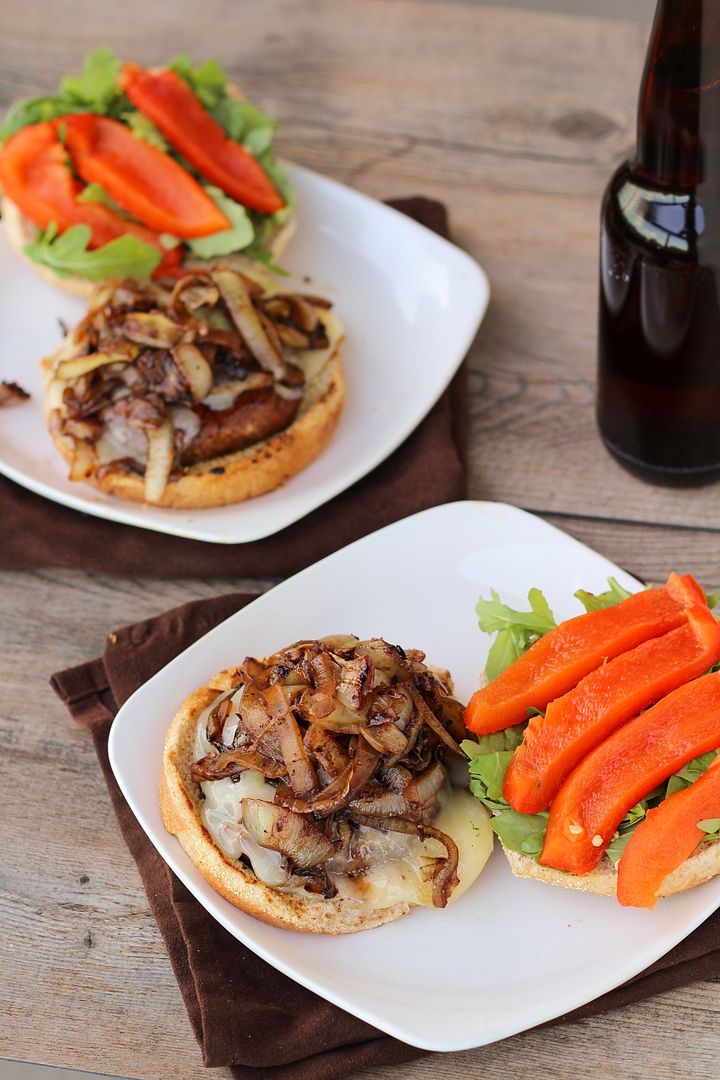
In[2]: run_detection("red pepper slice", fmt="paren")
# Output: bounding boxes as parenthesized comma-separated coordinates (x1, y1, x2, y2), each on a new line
(0, 121, 182, 277)
(62, 114, 229, 239)
(539, 670, 720, 875)
(504, 605, 720, 813)
(463, 573, 704, 735)
(617, 758, 720, 909)
(120, 64, 284, 214)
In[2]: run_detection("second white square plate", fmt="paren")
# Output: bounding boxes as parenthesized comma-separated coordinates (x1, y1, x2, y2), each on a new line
(0, 166, 488, 543)
(109, 501, 720, 1050)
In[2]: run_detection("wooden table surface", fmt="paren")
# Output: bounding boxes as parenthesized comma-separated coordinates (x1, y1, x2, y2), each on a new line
(3, 2, 720, 1078)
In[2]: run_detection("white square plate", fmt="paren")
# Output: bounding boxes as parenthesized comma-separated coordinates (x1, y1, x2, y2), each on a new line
(0, 165, 488, 543)
(109, 501, 720, 1051)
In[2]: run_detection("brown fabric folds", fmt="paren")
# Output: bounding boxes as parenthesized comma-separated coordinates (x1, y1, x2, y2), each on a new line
(0, 197, 466, 578)
(51, 592, 720, 1078)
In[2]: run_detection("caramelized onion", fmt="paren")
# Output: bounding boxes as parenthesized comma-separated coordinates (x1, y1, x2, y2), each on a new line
(265, 682, 318, 796)
(409, 687, 464, 757)
(191, 749, 286, 781)
(143, 419, 175, 502)
(122, 312, 186, 348)
(171, 343, 213, 402)
(190, 635, 467, 906)
(240, 800, 336, 869)
(211, 269, 287, 380)
(57, 353, 128, 380)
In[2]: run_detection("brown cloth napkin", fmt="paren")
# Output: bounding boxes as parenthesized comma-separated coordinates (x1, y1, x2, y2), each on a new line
(2, 197, 466, 578)
(52, 592, 720, 1079)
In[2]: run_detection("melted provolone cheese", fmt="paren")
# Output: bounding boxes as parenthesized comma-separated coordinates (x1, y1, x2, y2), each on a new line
(193, 694, 493, 906)
(330, 787, 493, 908)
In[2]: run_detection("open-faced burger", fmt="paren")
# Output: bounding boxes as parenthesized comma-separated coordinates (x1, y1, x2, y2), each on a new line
(43, 266, 344, 508)
(161, 635, 493, 933)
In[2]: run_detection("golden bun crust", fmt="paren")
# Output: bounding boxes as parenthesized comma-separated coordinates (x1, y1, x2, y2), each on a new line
(45, 348, 345, 509)
(160, 667, 412, 934)
(503, 840, 720, 899)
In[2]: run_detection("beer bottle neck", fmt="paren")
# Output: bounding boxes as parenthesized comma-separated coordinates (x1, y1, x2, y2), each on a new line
(634, 0, 720, 189)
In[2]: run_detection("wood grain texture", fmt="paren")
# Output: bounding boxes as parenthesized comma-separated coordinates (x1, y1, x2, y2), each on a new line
(3, 2, 720, 1079)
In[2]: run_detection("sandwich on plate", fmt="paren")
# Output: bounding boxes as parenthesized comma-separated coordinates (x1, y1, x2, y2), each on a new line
(462, 573, 720, 909)
(161, 635, 493, 932)
(43, 266, 344, 507)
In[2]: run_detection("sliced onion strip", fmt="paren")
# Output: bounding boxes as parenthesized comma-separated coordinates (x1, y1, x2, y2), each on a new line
(143, 419, 175, 503)
(171, 343, 214, 402)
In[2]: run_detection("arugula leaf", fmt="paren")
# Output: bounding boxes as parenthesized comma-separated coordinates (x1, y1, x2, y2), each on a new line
(0, 48, 128, 142)
(461, 725, 526, 758)
(490, 809, 549, 857)
(574, 576, 634, 613)
(476, 588, 557, 636)
(605, 828, 635, 864)
(212, 97, 276, 152)
(24, 223, 161, 281)
(186, 185, 254, 258)
(476, 587, 556, 680)
(0, 96, 101, 143)
(59, 47, 122, 111)
(170, 54, 228, 109)
(467, 750, 514, 803)
(75, 181, 126, 215)
(699, 819, 720, 842)
(123, 110, 169, 151)
(665, 751, 719, 797)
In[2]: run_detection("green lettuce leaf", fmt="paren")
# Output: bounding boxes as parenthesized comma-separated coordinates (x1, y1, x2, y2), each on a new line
(186, 186, 255, 258)
(123, 109, 169, 151)
(574, 576, 634, 612)
(24, 223, 161, 281)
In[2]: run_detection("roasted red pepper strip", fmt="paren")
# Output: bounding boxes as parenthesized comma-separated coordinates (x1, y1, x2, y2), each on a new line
(504, 605, 720, 813)
(463, 573, 705, 735)
(0, 121, 182, 277)
(120, 64, 284, 214)
(540, 671, 720, 875)
(62, 114, 229, 239)
(617, 758, 720, 909)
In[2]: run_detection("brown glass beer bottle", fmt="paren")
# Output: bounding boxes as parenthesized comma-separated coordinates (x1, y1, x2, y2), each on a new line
(597, 0, 720, 484)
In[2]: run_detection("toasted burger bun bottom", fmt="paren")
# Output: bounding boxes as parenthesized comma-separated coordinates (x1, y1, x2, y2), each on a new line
(1, 196, 297, 299)
(161, 667, 493, 934)
(44, 347, 345, 509)
(501, 838, 720, 898)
